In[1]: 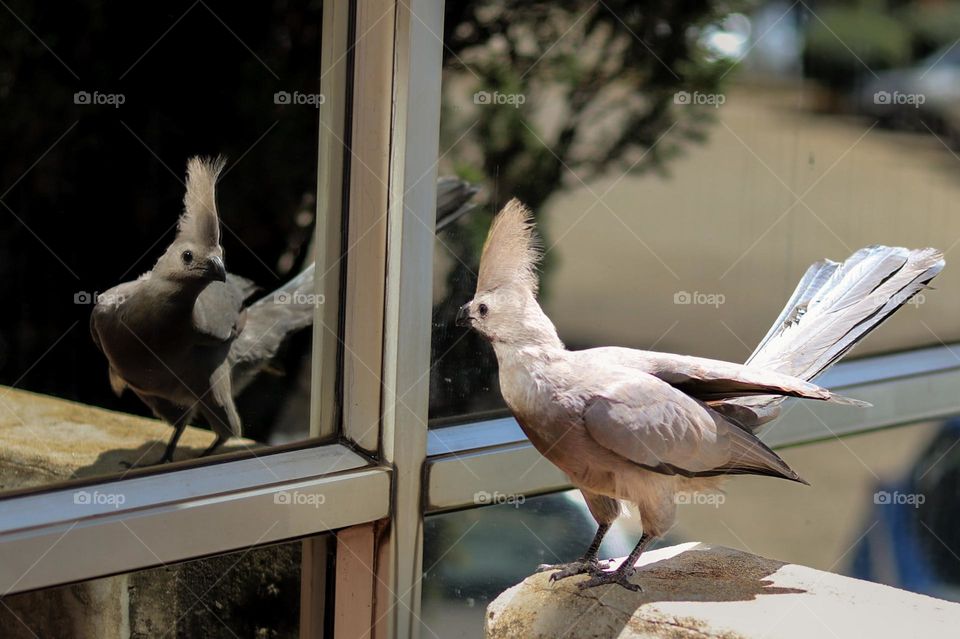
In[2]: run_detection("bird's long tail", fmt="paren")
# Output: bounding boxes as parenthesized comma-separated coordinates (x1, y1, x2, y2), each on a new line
(228, 264, 316, 394)
(729, 246, 944, 425)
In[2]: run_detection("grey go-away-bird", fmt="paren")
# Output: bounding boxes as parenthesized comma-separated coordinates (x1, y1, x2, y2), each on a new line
(90, 157, 316, 464)
(456, 200, 945, 590)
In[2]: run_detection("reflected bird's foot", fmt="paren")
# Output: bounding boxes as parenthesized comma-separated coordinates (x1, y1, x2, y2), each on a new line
(577, 566, 642, 592)
(538, 560, 607, 582)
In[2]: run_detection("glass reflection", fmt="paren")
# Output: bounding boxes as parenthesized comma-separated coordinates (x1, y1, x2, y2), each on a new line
(0, 0, 324, 490)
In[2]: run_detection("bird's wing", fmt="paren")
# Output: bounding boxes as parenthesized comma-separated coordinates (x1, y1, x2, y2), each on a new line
(89, 281, 143, 353)
(229, 264, 315, 393)
(580, 347, 861, 404)
(90, 281, 146, 396)
(193, 274, 250, 343)
(581, 372, 804, 482)
(434, 177, 479, 232)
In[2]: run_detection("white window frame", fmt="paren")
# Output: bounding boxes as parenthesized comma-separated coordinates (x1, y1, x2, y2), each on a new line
(2, 2, 960, 638)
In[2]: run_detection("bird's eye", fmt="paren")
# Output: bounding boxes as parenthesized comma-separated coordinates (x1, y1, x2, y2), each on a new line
(181, 250, 194, 264)
(478, 303, 489, 317)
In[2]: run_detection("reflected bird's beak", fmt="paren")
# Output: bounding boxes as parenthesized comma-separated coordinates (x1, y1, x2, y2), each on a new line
(203, 255, 227, 282)
(456, 304, 472, 327)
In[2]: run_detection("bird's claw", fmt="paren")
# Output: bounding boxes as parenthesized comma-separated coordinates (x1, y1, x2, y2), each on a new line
(577, 567, 643, 592)
(538, 560, 606, 581)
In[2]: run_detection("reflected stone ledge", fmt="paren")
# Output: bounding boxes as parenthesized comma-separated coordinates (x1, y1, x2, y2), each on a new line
(486, 542, 960, 639)
(0, 386, 256, 492)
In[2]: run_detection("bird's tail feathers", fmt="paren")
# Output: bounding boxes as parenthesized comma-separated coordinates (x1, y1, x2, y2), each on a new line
(723, 246, 942, 427)
(747, 245, 943, 381)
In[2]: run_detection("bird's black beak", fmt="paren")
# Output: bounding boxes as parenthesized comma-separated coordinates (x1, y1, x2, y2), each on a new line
(456, 303, 472, 328)
(203, 255, 227, 282)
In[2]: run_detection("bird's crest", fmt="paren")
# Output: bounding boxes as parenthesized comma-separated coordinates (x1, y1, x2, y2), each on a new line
(476, 199, 542, 295)
(178, 156, 226, 247)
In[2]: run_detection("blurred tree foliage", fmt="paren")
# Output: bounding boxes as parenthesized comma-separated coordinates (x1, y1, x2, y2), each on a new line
(899, 1, 960, 59)
(802, 4, 912, 91)
(431, 0, 750, 419)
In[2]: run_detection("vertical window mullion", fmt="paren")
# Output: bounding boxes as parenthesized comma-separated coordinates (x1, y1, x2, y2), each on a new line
(376, 0, 446, 637)
(310, 0, 352, 441)
(339, 0, 396, 455)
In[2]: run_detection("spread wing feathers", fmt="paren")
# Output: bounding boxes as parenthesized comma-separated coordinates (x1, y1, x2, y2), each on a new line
(576, 347, 864, 405)
(228, 263, 315, 393)
(193, 274, 251, 342)
(178, 156, 226, 247)
(746, 245, 944, 381)
(434, 177, 479, 233)
(476, 199, 541, 295)
(582, 375, 805, 483)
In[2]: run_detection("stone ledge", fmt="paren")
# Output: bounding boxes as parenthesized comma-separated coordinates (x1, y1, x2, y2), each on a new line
(486, 542, 960, 638)
(0, 386, 256, 492)
(0, 386, 284, 638)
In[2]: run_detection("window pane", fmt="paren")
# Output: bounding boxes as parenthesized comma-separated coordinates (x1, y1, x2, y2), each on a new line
(422, 416, 960, 636)
(0, 0, 328, 491)
(421, 492, 636, 637)
(430, 1, 960, 422)
(0, 537, 323, 638)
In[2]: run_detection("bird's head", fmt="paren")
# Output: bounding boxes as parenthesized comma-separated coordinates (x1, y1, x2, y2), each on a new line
(153, 156, 228, 286)
(457, 199, 561, 348)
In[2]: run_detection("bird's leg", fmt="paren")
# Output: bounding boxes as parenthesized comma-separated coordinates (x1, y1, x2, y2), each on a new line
(159, 422, 189, 463)
(121, 400, 190, 468)
(199, 433, 227, 457)
(578, 533, 653, 591)
(538, 523, 611, 581)
(196, 399, 238, 459)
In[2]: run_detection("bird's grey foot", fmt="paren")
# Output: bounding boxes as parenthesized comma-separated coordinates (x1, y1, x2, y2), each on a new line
(538, 560, 607, 581)
(577, 566, 642, 592)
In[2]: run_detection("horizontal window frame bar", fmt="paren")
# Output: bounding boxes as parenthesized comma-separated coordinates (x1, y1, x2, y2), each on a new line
(425, 343, 960, 513)
(0, 444, 390, 595)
